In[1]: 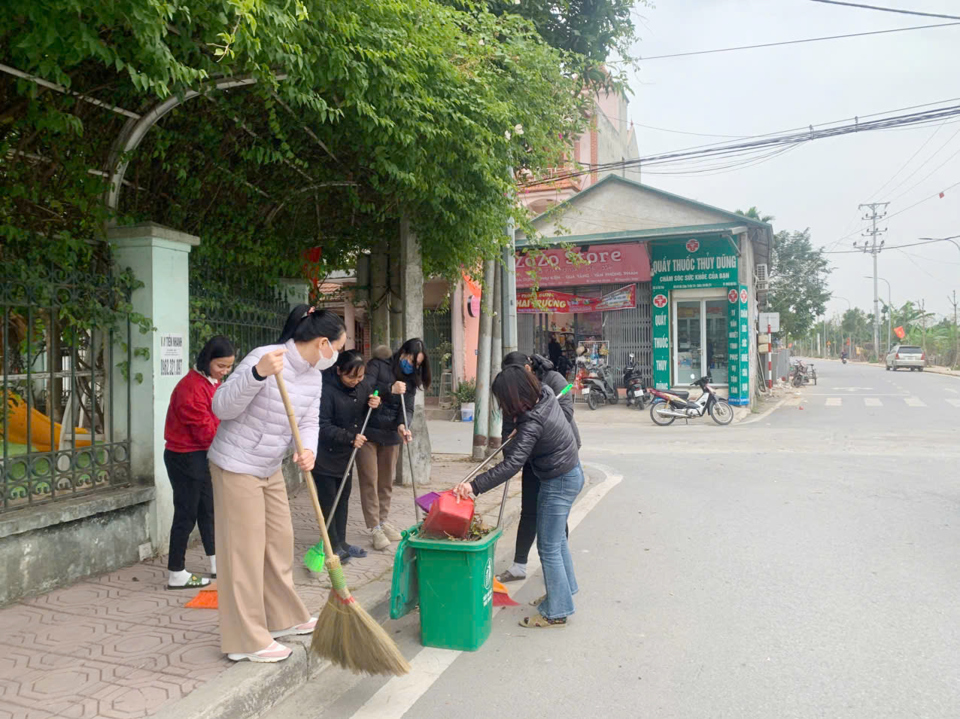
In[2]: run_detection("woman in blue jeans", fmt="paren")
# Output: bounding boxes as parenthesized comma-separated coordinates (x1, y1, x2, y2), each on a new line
(453, 365, 583, 627)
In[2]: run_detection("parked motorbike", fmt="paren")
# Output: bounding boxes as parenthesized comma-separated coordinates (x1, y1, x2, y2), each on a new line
(623, 354, 650, 409)
(648, 375, 733, 426)
(582, 363, 619, 410)
(790, 359, 818, 387)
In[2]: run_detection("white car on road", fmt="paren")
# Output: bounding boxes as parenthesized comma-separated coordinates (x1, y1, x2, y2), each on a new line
(885, 344, 925, 371)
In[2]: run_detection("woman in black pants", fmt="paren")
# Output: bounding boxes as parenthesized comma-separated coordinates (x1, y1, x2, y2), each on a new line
(496, 352, 579, 583)
(315, 350, 381, 562)
(163, 336, 235, 588)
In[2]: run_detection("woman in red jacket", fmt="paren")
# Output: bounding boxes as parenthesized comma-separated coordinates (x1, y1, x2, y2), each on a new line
(163, 336, 235, 589)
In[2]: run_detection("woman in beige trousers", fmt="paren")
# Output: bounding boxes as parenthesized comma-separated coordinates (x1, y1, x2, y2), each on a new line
(207, 306, 346, 663)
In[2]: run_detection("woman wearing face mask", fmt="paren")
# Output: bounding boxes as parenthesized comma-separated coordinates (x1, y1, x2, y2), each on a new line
(207, 305, 346, 663)
(357, 338, 431, 550)
(163, 335, 235, 589)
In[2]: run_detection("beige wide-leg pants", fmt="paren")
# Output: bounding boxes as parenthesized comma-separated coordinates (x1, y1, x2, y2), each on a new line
(210, 463, 310, 654)
(355, 442, 400, 529)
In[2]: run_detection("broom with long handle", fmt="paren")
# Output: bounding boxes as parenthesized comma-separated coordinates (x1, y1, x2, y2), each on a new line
(398, 393, 421, 522)
(274, 373, 409, 676)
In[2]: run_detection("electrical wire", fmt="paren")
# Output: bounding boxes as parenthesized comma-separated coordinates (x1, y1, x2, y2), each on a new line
(521, 102, 960, 187)
(808, 0, 960, 21)
(823, 216, 960, 253)
(637, 22, 960, 61)
(864, 120, 948, 201)
(633, 122, 749, 139)
(888, 136, 960, 202)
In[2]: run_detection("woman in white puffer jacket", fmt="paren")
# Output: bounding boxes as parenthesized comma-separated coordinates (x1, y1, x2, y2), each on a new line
(208, 305, 346, 664)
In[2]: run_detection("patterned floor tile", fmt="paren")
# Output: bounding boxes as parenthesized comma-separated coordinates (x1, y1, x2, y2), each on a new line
(22, 583, 129, 620)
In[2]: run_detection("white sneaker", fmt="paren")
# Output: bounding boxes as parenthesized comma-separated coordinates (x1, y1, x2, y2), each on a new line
(381, 523, 402, 542)
(227, 641, 292, 663)
(371, 527, 390, 551)
(271, 617, 317, 639)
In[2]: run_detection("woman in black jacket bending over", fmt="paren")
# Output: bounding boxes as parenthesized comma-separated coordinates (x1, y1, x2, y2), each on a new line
(358, 339, 431, 550)
(315, 350, 381, 563)
(454, 365, 583, 628)
(497, 352, 579, 584)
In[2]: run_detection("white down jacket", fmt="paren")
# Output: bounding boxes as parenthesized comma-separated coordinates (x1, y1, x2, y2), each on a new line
(207, 340, 322, 477)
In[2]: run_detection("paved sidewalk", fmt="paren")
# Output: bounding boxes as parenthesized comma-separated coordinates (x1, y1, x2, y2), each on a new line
(0, 456, 519, 719)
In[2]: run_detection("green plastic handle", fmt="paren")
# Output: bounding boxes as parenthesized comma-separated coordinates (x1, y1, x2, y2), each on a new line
(373, 390, 379, 396)
(558, 383, 573, 397)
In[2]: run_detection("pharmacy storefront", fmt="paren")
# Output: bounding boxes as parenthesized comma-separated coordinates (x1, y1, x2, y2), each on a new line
(650, 236, 750, 405)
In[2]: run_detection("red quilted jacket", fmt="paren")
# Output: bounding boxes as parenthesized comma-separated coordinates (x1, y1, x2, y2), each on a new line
(164, 369, 220, 453)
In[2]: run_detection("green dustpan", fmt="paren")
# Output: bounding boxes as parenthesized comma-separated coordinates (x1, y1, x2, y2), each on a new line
(304, 542, 326, 573)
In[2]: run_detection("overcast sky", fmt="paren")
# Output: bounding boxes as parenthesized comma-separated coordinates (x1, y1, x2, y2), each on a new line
(626, 0, 960, 320)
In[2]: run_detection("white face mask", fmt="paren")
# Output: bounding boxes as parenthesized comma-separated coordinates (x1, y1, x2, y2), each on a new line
(316, 340, 338, 371)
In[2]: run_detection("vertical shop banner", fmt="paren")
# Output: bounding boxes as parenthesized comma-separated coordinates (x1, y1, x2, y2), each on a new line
(727, 285, 750, 405)
(652, 290, 670, 390)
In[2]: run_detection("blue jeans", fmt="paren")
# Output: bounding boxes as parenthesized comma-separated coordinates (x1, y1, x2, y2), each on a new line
(536, 463, 585, 620)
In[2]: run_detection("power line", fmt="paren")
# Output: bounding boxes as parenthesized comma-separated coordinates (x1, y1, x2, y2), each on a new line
(808, 0, 960, 21)
(888, 133, 960, 202)
(521, 102, 960, 187)
(864, 120, 947, 201)
(638, 22, 960, 61)
(633, 122, 749, 139)
(824, 223, 960, 253)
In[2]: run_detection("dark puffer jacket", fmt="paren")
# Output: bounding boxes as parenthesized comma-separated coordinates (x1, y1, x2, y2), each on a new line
(362, 346, 415, 447)
(471, 385, 579, 495)
(502, 369, 580, 449)
(316, 370, 375, 477)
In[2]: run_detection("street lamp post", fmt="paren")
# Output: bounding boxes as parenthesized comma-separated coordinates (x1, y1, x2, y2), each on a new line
(865, 276, 892, 353)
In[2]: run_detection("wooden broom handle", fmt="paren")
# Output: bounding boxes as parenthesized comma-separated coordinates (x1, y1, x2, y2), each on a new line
(275, 373, 335, 559)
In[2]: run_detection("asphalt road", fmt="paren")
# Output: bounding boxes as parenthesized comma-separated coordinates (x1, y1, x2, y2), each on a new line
(267, 360, 960, 719)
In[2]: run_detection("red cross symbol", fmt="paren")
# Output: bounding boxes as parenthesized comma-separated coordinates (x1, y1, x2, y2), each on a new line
(653, 293, 667, 308)
(740, 289, 748, 303)
(685, 239, 700, 253)
(727, 289, 738, 303)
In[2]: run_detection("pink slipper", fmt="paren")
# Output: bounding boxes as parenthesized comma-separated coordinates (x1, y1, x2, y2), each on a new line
(227, 640, 292, 663)
(270, 617, 317, 639)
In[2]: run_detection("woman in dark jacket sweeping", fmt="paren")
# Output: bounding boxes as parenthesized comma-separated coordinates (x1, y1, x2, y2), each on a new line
(496, 352, 579, 584)
(314, 350, 381, 563)
(454, 365, 583, 628)
(357, 339, 431, 550)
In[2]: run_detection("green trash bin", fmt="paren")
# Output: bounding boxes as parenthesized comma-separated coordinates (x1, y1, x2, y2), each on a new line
(391, 524, 503, 652)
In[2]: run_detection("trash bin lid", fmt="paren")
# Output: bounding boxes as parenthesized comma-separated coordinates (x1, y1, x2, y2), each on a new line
(390, 525, 420, 620)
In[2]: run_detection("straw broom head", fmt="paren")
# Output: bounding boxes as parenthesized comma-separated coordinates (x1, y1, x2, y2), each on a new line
(273, 371, 409, 676)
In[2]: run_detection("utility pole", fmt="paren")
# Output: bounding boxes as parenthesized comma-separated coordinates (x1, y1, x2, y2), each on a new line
(949, 290, 959, 368)
(487, 270, 503, 454)
(856, 202, 888, 359)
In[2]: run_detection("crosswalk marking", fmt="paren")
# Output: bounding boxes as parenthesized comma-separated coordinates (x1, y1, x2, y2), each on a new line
(904, 396, 927, 407)
(864, 398, 882, 407)
(825, 397, 842, 407)
(947, 398, 960, 408)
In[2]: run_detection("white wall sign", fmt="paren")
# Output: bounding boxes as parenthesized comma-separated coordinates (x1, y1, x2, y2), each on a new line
(758, 312, 780, 332)
(160, 333, 185, 376)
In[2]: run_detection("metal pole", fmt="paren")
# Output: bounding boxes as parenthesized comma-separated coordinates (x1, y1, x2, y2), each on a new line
(488, 270, 503, 453)
(472, 259, 496, 460)
(501, 218, 518, 355)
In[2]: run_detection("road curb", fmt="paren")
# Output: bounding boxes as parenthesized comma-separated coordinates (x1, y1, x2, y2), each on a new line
(738, 393, 791, 425)
(161, 461, 610, 719)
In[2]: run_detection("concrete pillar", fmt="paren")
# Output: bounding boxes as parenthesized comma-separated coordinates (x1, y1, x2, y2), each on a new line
(389, 234, 404, 351)
(108, 222, 197, 555)
(396, 216, 431, 488)
(501, 221, 518, 355)
(472, 260, 496, 460)
(343, 298, 356, 350)
(371, 247, 390, 349)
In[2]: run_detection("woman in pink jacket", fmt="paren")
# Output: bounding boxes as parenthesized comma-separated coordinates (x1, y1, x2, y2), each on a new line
(208, 306, 345, 663)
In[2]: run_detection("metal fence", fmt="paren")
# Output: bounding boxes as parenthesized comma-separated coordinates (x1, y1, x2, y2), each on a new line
(189, 280, 289, 362)
(1, 268, 132, 513)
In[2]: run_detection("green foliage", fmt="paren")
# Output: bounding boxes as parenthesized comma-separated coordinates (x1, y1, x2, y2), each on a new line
(767, 229, 831, 340)
(454, 379, 476, 408)
(2, 0, 598, 292)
